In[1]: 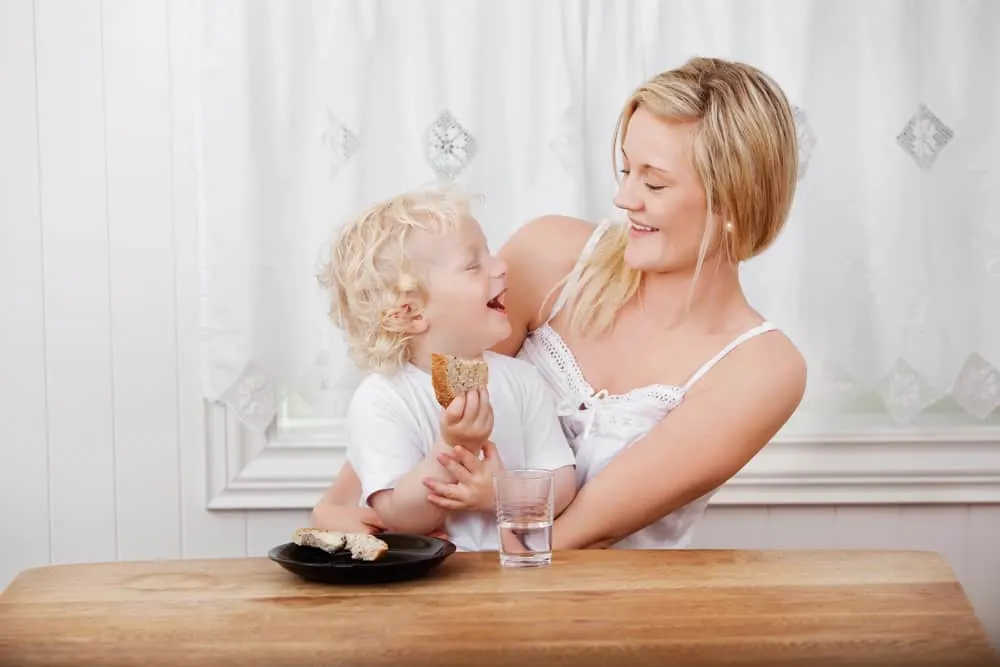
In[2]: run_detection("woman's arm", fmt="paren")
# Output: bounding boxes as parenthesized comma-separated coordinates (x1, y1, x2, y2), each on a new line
(550, 334, 807, 550)
(311, 461, 385, 533)
(552, 465, 578, 517)
(317, 461, 363, 506)
(491, 215, 593, 357)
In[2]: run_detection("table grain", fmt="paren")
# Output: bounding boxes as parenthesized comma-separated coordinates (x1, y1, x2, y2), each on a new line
(1, 549, 996, 666)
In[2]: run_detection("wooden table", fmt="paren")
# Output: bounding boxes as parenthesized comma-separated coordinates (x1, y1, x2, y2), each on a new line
(1, 549, 996, 666)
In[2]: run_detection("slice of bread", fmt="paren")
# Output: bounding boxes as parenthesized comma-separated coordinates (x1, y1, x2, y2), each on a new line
(344, 533, 390, 562)
(430, 353, 489, 408)
(291, 528, 389, 562)
(293, 528, 347, 553)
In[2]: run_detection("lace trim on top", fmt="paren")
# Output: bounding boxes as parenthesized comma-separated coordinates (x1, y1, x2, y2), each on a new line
(533, 323, 685, 409)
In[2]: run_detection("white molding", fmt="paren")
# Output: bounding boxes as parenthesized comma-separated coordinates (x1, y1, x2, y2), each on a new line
(205, 409, 1000, 509)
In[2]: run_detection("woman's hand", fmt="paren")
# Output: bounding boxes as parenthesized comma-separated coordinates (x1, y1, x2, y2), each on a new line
(423, 441, 505, 513)
(440, 388, 494, 452)
(310, 502, 385, 534)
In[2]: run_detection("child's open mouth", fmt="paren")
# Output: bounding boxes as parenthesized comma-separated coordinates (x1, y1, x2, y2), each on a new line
(487, 289, 507, 314)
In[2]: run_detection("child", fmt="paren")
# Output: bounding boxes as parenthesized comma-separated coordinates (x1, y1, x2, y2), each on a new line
(316, 186, 577, 552)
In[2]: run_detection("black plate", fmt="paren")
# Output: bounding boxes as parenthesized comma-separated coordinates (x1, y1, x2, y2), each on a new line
(268, 533, 457, 585)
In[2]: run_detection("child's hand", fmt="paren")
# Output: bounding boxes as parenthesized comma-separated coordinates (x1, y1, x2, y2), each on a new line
(423, 441, 505, 513)
(439, 387, 493, 452)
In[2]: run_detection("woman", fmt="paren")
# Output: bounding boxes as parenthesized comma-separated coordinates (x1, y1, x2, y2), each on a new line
(312, 56, 806, 549)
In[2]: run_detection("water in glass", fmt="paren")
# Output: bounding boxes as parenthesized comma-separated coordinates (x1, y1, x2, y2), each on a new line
(494, 470, 554, 567)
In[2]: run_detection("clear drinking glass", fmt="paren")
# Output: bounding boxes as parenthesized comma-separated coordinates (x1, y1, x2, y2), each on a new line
(493, 469, 555, 568)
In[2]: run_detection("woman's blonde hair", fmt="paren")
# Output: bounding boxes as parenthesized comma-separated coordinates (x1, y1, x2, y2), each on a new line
(317, 185, 472, 374)
(564, 57, 799, 337)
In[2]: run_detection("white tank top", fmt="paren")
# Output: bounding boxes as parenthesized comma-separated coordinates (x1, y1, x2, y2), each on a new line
(516, 219, 778, 549)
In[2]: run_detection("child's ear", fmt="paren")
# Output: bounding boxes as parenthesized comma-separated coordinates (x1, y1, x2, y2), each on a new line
(381, 301, 427, 335)
(401, 302, 428, 334)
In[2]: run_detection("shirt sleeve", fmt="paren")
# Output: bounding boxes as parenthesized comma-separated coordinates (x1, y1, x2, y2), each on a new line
(345, 375, 428, 507)
(518, 365, 577, 472)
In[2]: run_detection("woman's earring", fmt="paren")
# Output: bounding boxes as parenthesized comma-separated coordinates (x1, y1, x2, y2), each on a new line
(724, 222, 735, 233)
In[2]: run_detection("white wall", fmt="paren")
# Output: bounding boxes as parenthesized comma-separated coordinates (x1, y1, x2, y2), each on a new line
(1, 0, 997, 648)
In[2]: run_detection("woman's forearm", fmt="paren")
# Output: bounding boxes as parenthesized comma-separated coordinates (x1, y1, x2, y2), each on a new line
(552, 466, 578, 517)
(323, 461, 364, 506)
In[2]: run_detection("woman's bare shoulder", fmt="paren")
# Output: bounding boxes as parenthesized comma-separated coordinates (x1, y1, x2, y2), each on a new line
(502, 215, 597, 297)
(503, 215, 597, 264)
(492, 216, 599, 355)
(701, 327, 808, 415)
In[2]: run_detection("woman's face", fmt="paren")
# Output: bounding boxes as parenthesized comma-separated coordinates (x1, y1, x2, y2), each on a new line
(613, 106, 721, 273)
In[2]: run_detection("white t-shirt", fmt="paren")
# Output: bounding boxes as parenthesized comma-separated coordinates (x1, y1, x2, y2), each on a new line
(346, 351, 576, 552)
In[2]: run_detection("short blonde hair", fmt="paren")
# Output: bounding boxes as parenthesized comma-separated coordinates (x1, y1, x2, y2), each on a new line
(318, 186, 472, 374)
(566, 57, 799, 337)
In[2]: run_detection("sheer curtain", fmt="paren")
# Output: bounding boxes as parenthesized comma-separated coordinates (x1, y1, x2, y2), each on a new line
(198, 0, 1000, 434)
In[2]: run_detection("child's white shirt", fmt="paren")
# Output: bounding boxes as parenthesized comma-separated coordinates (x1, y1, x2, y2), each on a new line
(346, 351, 576, 552)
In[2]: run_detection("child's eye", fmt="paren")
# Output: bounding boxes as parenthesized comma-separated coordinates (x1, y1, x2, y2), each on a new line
(466, 263, 480, 271)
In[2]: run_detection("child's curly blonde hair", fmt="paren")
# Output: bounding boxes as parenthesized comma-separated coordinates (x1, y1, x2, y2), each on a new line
(318, 186, 472, 375)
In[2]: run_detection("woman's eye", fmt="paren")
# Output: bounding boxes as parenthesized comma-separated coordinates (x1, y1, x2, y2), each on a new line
(619, 169, 630, 176)
(645, 184, 665, 191)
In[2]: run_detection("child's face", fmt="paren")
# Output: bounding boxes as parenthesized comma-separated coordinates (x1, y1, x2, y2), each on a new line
(408, 214, 510, 357)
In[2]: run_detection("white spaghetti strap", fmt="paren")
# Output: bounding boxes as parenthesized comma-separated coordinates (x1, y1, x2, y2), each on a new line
(545, 219, 616, 324)
(682, 322, 779, 391)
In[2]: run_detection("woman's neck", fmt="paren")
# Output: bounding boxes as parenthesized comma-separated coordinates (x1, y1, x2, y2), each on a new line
(636, 257, 750, 332)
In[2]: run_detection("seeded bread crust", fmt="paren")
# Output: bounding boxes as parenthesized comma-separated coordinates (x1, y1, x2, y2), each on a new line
(292, 528, 389, 561)
(430, 353, 489, 408)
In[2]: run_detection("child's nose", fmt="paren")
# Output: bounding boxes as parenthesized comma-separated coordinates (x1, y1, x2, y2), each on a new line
(491, 255, 508, 278)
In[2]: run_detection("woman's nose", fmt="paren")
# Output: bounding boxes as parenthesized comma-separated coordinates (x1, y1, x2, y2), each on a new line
(613, 178, 642, 212)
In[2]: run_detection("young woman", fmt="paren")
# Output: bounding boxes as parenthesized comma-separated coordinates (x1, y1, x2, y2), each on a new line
(313, 56, 806, 549)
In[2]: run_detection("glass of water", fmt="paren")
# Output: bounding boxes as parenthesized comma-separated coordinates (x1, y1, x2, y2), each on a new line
(494, 469, 554, 568)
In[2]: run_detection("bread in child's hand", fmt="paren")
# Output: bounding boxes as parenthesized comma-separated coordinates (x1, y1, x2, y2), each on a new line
(431, 353, 489, 408)
(292, 528, 389, 561)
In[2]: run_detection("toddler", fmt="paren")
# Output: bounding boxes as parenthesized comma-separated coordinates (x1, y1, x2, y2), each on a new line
(317, 186, 577, 552)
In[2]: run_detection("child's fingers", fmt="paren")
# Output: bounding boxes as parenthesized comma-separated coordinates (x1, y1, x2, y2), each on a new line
(463, 389, 480, 420)
(444, 393, 466, 423)
(481, 441, 503, 470)
(451, 445, 481, 472)
(422, 477, 453, 496)
(478, 407, 494, 438)
(481, 440, 497, 460)
(426, 493, 467, 511)
(436, 452, 474, 483)
(423, 478, 471, 508)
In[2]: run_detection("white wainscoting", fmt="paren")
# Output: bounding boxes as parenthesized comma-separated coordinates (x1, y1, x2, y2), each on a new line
(1, 0, 998, 650)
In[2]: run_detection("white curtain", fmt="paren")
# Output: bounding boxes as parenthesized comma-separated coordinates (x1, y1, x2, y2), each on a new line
(198, 0, 1000, 434)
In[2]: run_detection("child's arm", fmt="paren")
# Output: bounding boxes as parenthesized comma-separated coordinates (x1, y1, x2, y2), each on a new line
(346, 377, 456, 535)
(353, 384, 494, 535)
(367, 438, 454, 535)
(423, 366, 578, 515)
